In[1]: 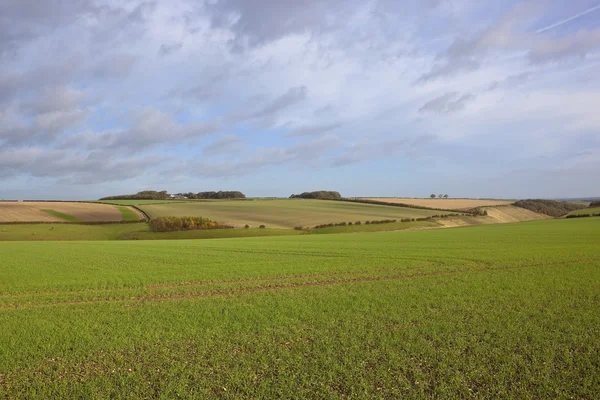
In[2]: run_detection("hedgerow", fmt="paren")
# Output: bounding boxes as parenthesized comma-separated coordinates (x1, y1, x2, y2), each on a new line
(149, 216, 232, 232)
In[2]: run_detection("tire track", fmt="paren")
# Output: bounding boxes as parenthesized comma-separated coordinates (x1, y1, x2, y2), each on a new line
(0, 261, 590, 311)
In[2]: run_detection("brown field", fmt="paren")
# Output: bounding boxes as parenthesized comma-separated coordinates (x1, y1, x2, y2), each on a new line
(0, 202, 125, 222)
(436, 206, 551, 228)
(360, 198, 514, 210)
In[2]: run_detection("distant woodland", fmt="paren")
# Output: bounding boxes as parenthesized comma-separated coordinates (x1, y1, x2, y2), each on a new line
(100, 190, 246, 200)
(513, 199, 586, 217)
(289, 191, 342, 200)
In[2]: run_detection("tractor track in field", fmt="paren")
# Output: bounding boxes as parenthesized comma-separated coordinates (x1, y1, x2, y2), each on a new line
(0, 260, 593, 311)
(0, 267, 425, 299)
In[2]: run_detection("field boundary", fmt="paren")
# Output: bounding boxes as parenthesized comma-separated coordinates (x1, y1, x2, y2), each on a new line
(333, 198, 484, 215)
(0, 220, 144, 226)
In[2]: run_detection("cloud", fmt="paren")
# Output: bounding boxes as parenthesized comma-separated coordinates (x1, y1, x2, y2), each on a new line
(190, 135, 342, 177)
(207, 0, 352, 51)
(1, 0, 599, 197)
(285, 122, 342, 137)
(203, 134, 244, 155)
(158, 42, 183, 56)
(251, 86, 308, 119)
(419, 92, 476, 114)
(536, 3, 600, 33)
(332, 135, 435, 166)
(62, 108, 220, 153)
(0, 146, 164, 184)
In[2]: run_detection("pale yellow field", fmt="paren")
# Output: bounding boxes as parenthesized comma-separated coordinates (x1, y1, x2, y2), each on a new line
(436, 206, 551, 228)
(361, 198, 514, 210)
(0, 202, 124, 222)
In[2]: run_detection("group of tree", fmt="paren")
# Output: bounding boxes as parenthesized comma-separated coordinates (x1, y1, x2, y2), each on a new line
(430, 194, 449, 199)
(589, 200, 600, 208)
(177, 191, 246, 200)
(149, 216, 232, 232)
(290, 191, 342, 200)
(100, 190, 246, 201)
(100, 191, 170, 201)
(513, 199, 586, 217)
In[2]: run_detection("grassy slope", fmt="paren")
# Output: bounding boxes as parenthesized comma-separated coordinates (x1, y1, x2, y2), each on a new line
(437, 205, 549, 227)
(0, 221, 437, 242)
(139, 199, 452, 229)
(0, 223, 149, 241)
(120, 228, 303, 240)
(569, 206, 600, 216)
(41, 209, 81, 222)
(115, 206, 141, 222)
(0, 218, 599, 398)
(97, 200, 189, 206)
(311, 220, 439, 234)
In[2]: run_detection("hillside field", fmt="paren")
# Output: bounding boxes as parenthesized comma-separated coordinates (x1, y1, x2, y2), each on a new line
(138, 199, 453, 229)
(436, 205, 551, 227)
(0, 202, 142, 223)
(0, 218, 599, 398)
(568, 206, 600, 216)
(360, 198, 514, 210)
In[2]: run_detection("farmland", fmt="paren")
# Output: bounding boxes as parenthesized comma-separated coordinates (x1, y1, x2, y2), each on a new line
(436, 205, 551, 227)
(0, 223, 149, 241)
(0, 218, 599, 398)
(568, 206, 600, 216)
(0, 202, 141, 223)
(137, 199, 453, 229)
(361, 197, 514, 210)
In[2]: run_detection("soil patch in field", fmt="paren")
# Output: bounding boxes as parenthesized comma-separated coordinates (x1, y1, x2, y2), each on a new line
(361, 198, 513, 210)
(0, 202, 124, 222)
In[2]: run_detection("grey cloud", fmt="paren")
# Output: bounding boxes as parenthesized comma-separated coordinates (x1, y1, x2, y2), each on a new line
(0, 0, 95, 57)
(488, 72, 531, 91)
(62, 108, 219, 153)
(86, 53, 137, 80)
(192, 135, 342, 177)
(203, 134, 243, 155)
(419, 92, 475, 114)
(417, 58, 480, 83)
(332, 135, 435, 166)
(158, 43, 183, 57)
(419, 3, 600, 82)
(0, 146, 163, 184)
(19, 86, 84, 115)
(0, 84, 89, 146)
(528, 29, 600, 64)
(285, 122, 342, 137)
(251, 86, 308, 119)
(207, 0, 352, 51)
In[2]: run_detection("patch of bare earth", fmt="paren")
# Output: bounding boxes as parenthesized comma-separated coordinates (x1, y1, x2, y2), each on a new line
(0, 202, 123, 222)
(436, 206, 550, 227)
(361, 198, 513, 210)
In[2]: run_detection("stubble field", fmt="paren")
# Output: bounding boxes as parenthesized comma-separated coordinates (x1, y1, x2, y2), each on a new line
(0, 218, 598, 398)
(0, 202, 139, 223)
(361, 198, 514, 210)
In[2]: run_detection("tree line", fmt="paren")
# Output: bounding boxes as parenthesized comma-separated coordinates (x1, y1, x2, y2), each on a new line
(100, 190, 246, 200)
(149, 216, 232, 232)
(177, 191, 246, 200)
(513, 199, 586, 217)
(289, 191, 342, 200)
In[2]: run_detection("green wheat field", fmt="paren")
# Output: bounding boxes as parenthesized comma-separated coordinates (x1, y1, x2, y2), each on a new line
(1, 217, 599, 398)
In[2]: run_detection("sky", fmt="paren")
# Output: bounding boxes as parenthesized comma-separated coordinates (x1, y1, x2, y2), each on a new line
(1, 0, 599, 200)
